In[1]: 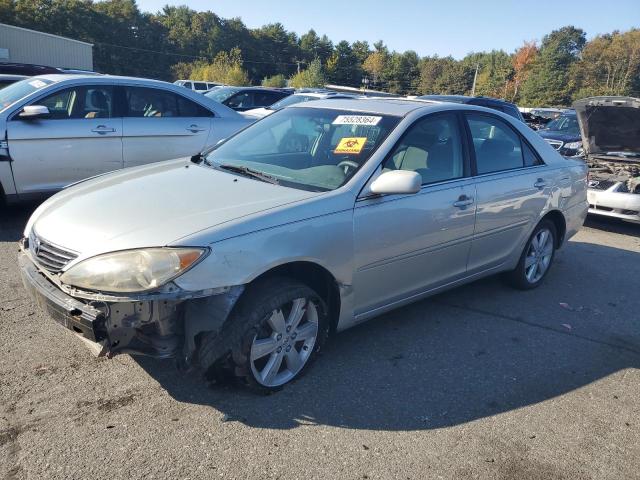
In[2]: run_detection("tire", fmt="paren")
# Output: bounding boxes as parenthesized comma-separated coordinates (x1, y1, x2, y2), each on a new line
(198, 276, 329, 392)
(506, 219, 557, 290)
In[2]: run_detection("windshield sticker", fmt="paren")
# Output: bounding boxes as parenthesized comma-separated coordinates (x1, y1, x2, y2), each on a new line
(28, 80, 47, 89)
(335, 137, 367, 155)
(332, 115, 382, 126)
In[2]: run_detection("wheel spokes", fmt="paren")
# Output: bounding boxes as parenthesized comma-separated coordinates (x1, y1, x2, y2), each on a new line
(295, 322, 317, 341)
(267, 309, 286, 334)
(287, 298, 306, 330)
(251, 337, 278, 361)
(261, 351, 284, 384)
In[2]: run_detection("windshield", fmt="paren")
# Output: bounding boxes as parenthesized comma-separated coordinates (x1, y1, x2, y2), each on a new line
(0, 77, 54, 112)
(205, 86, 241, 103)
(268, 94, 317, 110)
(205, 107, 400, 191)
(544, 114, 580, 135)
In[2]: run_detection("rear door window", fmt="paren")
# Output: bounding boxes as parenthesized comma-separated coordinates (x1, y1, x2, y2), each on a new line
(466, 113, 525, 174)
(194, 82, 207, 91)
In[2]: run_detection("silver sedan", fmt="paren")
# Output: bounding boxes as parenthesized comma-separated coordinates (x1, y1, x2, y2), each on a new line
(19, 99, 588, 391)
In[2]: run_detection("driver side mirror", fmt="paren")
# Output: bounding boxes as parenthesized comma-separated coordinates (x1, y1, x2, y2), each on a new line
(370, 170, 421, 195)
(19, 105, 50, 120)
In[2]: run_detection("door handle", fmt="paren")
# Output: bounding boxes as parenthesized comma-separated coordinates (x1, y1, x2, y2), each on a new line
(534, 178, 547, 190)
(187, 124, 206, 133)
(453, 194, 474, 208)
(91, 125, 115, 134)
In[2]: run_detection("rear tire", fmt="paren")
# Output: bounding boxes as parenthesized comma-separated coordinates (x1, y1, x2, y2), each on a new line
(506, 219, 557, 290)
(198, 277, 329, 392)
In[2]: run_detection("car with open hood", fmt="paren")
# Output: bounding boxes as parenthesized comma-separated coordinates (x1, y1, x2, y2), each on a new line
(574, 96, 640, 224)
(19, 99, 587, 391)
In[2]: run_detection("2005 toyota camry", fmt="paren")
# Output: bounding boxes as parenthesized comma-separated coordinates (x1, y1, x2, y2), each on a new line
(19, 99, 588, 391)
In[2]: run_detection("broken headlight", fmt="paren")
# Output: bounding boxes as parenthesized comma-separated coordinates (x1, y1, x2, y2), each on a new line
(60, 248, 207, 293)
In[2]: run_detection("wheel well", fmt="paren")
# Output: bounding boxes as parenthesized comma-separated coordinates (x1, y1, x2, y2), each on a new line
(253, 262, 341, 332)
(542, 210, 566, 248)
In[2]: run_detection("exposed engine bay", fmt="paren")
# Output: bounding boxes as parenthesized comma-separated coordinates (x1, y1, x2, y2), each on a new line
(587, 155, 640, 194)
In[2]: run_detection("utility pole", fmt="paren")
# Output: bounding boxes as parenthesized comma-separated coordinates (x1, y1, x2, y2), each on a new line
(296, 60, 301, 74)
(471, 63, 479, 96)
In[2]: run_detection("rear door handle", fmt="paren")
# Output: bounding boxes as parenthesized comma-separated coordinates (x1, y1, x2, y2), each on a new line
(187, 124, 206, 133)
(453, 195, 474, 208)
(91, 125, 115, 134)
(534, 178, 547, 190)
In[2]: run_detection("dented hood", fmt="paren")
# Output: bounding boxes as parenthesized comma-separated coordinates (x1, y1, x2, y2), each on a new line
(573, 96, 640, 156)
(26, 159, 320, 256)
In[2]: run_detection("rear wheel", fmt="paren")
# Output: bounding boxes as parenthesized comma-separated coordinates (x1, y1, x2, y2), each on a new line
(507, 220, 557, 290)
(198, 277, 329, 391)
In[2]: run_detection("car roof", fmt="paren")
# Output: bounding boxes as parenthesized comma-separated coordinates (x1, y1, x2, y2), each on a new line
(31, 74, 182, 87)
(291, 98, 445, 116)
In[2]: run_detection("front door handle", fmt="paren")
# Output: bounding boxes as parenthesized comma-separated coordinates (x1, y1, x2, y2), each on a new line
(187, 124, 206, 133)
(534, 178, 547, 190)
(91, 125, 115, 134)
(453, 194, 474, 208)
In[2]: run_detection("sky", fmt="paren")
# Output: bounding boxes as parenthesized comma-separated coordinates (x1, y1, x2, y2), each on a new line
(134, 0, 640, 58)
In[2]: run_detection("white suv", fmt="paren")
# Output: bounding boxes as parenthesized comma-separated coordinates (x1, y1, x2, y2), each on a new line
(174, 80, 224, 94)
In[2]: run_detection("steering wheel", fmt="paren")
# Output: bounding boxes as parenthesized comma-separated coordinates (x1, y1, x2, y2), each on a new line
(337, 160, 360, 175)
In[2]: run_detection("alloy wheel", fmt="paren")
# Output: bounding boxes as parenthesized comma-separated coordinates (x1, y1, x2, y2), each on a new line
(524, 227, 554, 284)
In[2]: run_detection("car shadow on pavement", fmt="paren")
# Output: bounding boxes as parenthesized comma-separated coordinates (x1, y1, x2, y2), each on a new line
(136, 239, 640, 431)
(0, 204, 33, 242)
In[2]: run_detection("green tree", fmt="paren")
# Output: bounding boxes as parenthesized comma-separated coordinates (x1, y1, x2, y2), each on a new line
(262, 73, 287, 87)
(289, 58, 325, 88)
(184, 48, 250, 85)
(520, 26, 586, 106)
(326, 40, 361, 86)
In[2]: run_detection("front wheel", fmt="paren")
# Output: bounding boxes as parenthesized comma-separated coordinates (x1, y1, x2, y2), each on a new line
(506, 220, 557, 290)
(198, 277, 329, 391)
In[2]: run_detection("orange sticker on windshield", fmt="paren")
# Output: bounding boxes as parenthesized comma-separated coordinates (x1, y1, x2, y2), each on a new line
(334, 137, 367, 154)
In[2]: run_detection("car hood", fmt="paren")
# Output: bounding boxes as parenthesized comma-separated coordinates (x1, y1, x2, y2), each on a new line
(537, 129, 581, 143)
(241, 108, 272, 119)
(26, 160, 321, 257)
(573, 96, 640, 156)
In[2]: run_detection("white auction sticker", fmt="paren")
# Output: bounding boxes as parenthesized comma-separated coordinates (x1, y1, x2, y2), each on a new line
(332, 115, 382, 126)
(28, 80, 47, 88)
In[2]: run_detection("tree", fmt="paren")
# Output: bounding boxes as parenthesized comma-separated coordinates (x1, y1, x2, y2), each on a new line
(363, 51, 387, 87)
(471, 50, 514, 98)
(570, 29, 640, 98)
(289, 58, 325, 88)
(182, 48, 250, 85)
(326, 40, 361, 86)
(509, 41, 538, 101)
(262, 74, 286, 87)
(520, 26, 586, 106)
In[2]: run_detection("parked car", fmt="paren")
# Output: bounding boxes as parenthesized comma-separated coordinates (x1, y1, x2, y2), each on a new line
(521, 111, 552, 130)
(205, 86, 293, 112)
(529, 108, 563, 121)
(537, 110, 583, 157)
(0, 74, 27, 89)
(174, 80, 224, 93)
(243, 91, 358, 118)
(0, 75, 251, 204)
(574, 96, 640, 224)
(417, 95, 525, 122)
(19, 99, 587, 391)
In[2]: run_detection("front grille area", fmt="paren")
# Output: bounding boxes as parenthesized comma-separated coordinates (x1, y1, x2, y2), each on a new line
(545, 139, 563, 150)
(29, 231, 78, 273)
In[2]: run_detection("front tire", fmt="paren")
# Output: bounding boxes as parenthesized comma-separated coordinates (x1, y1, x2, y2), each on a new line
(198, 277, 329, 391)
(507, 220, 557, 290)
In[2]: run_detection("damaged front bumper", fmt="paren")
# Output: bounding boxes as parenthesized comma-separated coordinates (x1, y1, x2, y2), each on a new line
(18, 249, 243, 364)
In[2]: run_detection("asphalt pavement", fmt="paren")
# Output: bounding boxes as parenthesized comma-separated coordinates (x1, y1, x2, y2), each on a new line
(1, 204, 639, 480)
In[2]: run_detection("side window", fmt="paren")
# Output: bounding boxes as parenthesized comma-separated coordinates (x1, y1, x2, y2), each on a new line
(254, 91, 280, 107)
(466, 114, 524, 174)
(125, 87, 178, 118)
(36, 86, 113, 120)
(193, 82, 207, 91)
(225, 92, 253, 109)
(383, 113, 464, 185)
(183, 82, 192, 89)
(523, 141, 544, 167)
(176, 96, 213, 117)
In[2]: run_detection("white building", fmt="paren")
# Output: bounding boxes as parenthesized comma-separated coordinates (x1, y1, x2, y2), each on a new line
(0, 23, 93, 70)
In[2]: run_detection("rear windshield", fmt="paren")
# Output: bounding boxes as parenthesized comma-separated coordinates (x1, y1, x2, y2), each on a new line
(205, 87, 241, 103)
(205, 107, 400, 191)
(545, 114, 579, 135)
(268, 94, 318, 110)
(0, 77, 54, 111)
